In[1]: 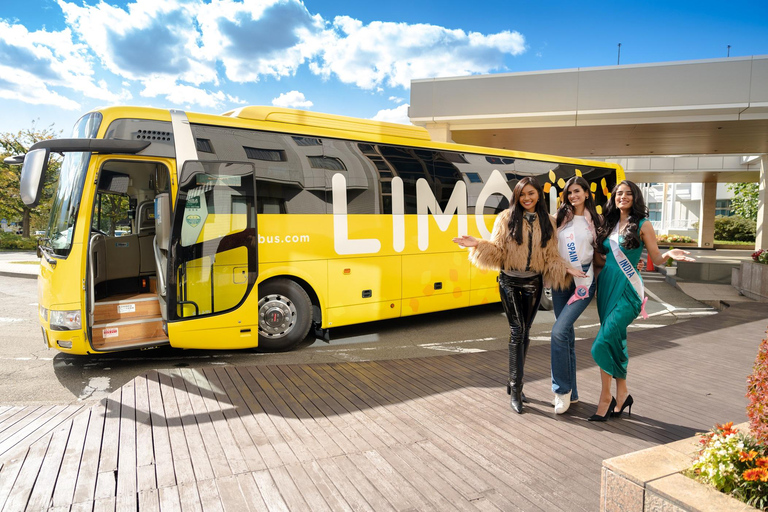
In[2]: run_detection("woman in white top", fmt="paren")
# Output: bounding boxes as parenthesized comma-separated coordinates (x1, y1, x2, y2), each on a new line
(550, 176, 602, 414)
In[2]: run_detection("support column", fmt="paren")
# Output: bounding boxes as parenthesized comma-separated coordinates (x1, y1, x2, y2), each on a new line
(698, 181, 717, 248)
(756, 155, 768, 250)
(424, 123, 454, 143)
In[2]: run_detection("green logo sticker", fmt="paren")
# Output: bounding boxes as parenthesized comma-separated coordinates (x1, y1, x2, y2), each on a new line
(186, 215, 201, 227)
(187, 196, 201, 209)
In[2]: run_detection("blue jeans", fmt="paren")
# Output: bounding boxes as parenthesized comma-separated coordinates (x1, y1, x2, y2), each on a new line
(550, 264, 595, 400)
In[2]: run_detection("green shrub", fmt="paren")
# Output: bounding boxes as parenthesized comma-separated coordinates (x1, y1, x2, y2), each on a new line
(714, 216, 756, 242)
(0, 233, 39, 250)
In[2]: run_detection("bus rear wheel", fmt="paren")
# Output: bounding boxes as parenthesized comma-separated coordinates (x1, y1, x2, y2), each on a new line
(257, 279, 312, 351)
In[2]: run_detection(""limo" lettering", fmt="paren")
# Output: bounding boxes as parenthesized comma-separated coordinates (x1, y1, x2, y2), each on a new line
(332, 169, 514, 255)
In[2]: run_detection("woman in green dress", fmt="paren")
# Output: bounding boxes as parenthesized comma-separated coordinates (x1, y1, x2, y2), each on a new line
(589, 180, 694, 421)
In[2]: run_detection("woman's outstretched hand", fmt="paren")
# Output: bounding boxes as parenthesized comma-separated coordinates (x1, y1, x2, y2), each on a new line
(566, 267, 588, 279)
(667, 249, 695, 262)
(452, 235, 479, 248)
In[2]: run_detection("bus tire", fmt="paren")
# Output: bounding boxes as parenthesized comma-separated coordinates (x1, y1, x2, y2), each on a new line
(257, 279, 312, 352)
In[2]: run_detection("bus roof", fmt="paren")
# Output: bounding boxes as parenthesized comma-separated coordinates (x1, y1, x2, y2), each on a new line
(89, 105, 623, 173)
(222, 106, 432, 142)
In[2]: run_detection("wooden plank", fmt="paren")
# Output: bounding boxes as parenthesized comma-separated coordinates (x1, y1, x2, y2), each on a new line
(0, 448, 26, 510)
(0, 405, 75, 457)
(134, 374, 157, 493)
(209, 367, 276, 470)
(116, 378, 137, 498)
(318, 456, 395, 512)
(188, 368, 248, 475)
(71, 501, 95, 512)
(93, 496, 116, 512)
(98, 392, 123, 475)
(72, 399, 108, 504)
(236, 367, 316, 463)
(116, 492, 136, 512)
(146, 371, 176, 489)
(201, 368, 266, 473)
(138, 488, 160, 512)
(249, 470, 289, 512)
(299, 461, 354, 512)
(166, 370, 215, 482)
(222, 367, 299, 468)
(282, 463, 334, 512)
(156, 371, 197, 486)
(261, 365, 347, 459)
(178, 368, 232, 479)
(2, 433, 52, 512)
(214, 475, 255, 512)
(271, 365, 358, 455)
(26, 423, 72, 511)
(176, 482, 203, 512)
(51, 409, 91, 508)
(233, 473, 269, 512)
(195, 479, 224, 512)
(311, 458, 373, 512)
(0, 406, 33, 433)
(246, 366, 329, 461)
(158, 485, 183, 512)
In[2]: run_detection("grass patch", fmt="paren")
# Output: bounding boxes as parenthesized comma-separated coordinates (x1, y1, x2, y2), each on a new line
(714, 240, 754, 246)
(9, 261, 40, 265)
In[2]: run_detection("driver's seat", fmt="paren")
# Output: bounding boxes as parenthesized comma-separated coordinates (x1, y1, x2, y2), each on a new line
(153, 193, 171, 320)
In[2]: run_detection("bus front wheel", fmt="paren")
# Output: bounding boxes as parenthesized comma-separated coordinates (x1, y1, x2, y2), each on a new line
(257, 279, 312, 351)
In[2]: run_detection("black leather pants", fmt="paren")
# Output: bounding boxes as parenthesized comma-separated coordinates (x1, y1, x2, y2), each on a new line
(498, 273, 543, 404)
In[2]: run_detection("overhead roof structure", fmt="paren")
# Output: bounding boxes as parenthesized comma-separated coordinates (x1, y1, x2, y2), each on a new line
(409, 55, 768, 162)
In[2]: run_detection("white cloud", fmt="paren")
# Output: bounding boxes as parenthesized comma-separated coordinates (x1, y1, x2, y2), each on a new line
(310, 16, 526, 89)
(0, 20, 127, 108)
(140, 75, 227, 109)
(389, 96, 404, 104)
(371, 104, 411, 125)
(272, 91, 313, 108)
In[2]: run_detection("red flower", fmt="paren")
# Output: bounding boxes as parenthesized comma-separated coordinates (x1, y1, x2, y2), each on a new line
(756, 457, 768, 468)
(740, 450, 759, 462)
(743, 468, 768, 482)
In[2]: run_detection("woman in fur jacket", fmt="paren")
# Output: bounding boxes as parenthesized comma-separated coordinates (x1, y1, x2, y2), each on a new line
(453, 177, 586, 414)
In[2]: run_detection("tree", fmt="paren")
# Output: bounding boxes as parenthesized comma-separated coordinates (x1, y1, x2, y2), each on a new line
(0, 123, 62, 237)
(727, 183, 759, 221)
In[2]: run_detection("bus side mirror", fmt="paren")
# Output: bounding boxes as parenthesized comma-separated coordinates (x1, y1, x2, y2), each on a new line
(20, 148, 50, 207)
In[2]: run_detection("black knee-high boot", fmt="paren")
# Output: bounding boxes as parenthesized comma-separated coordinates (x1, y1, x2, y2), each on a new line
(508, 338, 525, 413)
(499, 272, 543, 414)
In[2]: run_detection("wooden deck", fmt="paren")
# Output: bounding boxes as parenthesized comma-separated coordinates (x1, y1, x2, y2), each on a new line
(1, 302, 766, 512)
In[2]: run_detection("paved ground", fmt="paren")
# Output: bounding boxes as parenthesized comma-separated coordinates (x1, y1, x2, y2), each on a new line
(0, 301, 765, 511)
(0, 251, 722, 407)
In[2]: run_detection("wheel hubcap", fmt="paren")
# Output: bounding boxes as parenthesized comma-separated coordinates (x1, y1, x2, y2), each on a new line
(258, 294, 296, 338)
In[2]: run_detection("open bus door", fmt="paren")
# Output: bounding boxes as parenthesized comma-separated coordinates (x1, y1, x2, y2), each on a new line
(163, 160, 260, 350)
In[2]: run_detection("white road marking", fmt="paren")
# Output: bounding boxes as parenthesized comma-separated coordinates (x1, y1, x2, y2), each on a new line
(0, 317, 24, 323)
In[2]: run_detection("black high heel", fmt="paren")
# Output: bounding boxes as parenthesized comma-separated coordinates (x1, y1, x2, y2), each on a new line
(506, 383, 529, 403)
(588, 397, 616, 422)
(611, 395, 634, 418)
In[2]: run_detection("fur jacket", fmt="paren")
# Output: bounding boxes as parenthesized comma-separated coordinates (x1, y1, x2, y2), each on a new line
(469, 209, 573, 291)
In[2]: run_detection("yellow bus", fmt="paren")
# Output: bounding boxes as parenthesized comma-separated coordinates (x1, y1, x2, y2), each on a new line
(11, 106, 624, 355)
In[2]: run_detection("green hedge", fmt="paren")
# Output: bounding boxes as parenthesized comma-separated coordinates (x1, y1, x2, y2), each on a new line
(0, 233, 39, 250)
(714, 216, 756, 242)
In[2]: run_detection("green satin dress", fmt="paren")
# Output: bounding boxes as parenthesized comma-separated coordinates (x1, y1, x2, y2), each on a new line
(591, 219, 646, 379)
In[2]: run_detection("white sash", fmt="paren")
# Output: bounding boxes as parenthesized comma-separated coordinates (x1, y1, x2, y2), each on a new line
(562, 221, 594, 305)
(609, 223, 648, 319)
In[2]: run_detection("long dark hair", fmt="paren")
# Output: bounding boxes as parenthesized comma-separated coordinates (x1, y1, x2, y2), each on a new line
(507, 177, 553, 248)
(556, 176, 602, 231)
(596, 180, 648, 251)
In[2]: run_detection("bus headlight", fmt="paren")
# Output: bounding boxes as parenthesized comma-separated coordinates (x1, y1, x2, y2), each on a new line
(50, 309, 81, 331)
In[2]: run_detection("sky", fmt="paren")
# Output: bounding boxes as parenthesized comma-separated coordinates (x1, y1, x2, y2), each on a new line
(1, 0, 767, 136)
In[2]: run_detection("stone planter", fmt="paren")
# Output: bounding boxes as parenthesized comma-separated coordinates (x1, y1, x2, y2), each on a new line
(601, 422, 756, 511)
(732, 261, 768, 301)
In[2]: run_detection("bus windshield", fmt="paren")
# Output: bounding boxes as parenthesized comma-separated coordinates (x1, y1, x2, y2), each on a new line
(44, 112, 102, 256)
(46, 151, 90, 255)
